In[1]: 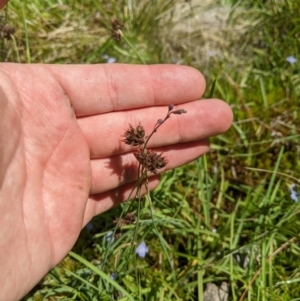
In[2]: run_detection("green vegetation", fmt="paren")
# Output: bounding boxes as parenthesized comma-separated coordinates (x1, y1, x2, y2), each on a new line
(1, 0, 299, 300)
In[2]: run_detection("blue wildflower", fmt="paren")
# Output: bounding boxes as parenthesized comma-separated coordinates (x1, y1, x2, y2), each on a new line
(136, 241, 149, 258)
(102, 54, 116, 64)
(110, 272, 118, 280)
(105, 231, 115, 243)
(289, 184, 299, 202)
(107, 57, 116, 64)
(286, 56, 297, 64)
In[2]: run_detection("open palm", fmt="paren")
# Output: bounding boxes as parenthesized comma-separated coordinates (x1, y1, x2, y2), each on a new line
(0, 63, 232, 300)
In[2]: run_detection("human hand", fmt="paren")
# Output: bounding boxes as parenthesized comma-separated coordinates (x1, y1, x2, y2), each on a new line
(0, 63, 232, 300)
(0, 0, 8, 9)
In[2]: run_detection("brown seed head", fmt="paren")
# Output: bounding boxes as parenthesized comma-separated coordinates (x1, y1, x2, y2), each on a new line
(134, 149, 168, 174)
(172, 109, 187, 115)
(0, 25, 16, 39)
(111, 19, 124, 42)
(168, 104, 174, 111)
(123, 123, 145, 146)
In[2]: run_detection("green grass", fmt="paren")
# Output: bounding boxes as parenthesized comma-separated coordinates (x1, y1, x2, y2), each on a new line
(1, 0, 300, 300)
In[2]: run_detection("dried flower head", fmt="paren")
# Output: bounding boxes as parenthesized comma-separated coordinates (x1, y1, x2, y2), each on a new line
(0, 25, 16, 39)
(172, 109, 187, 115)
(134, 149, 168, 174)
(114, 212, 136, 228)
(168, 104, 174, 111)
(121, 105, 186, 190)
(122, 123, 145, 146)
(111, 19, 124, 42)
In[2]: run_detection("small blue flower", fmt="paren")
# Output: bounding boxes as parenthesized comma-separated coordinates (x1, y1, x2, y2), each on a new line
(136, 241, 149, 258)
(286, 56, 297, 64)
(110, 272, 118, 280)
(290, 184, 299, 202)
(102, 54, 116, 64)
(107, 57, 116, 64)
(105, 231, 115, 243)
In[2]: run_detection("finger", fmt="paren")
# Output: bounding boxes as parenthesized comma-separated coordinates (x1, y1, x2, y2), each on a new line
(0, 0, 8, 9)
(83, 176, 160, 225)
(90, 139, 209, 194)
(46, 64, 205, 116)
(78, 99, 232, 158)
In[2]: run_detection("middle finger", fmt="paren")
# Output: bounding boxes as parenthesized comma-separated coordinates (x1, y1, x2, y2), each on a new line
(78, 99, 229, 158)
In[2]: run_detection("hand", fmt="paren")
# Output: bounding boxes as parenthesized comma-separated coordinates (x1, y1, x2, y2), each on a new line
(0, 63, 232, 300)
(0, 0, 8, 9)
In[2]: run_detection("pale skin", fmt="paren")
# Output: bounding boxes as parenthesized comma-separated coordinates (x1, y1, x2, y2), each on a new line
(0, 2, 233, 301)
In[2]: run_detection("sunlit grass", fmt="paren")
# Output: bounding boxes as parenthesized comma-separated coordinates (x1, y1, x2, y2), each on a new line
(1, 0, 299, 300)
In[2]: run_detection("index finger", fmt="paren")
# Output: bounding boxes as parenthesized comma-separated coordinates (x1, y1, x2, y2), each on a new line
(46, 64, 206, 116)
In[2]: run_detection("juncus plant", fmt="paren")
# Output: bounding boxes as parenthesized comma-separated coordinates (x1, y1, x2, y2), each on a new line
(103, 105, 186, 269)
(123, 104, 187, 258)
(122, 104, 187, 257)
(123, 104, 187, 178)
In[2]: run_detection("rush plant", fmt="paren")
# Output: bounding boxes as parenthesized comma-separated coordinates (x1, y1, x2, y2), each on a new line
(123, 104, 187, 183)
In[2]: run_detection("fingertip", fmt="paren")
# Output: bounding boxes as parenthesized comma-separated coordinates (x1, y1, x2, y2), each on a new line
(173, 65, 206, 99)
(216, 99, 233, 131)
(186, 65, 206, 97)
(203, 99, 233, 133)
(149, 64, 206, 103)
